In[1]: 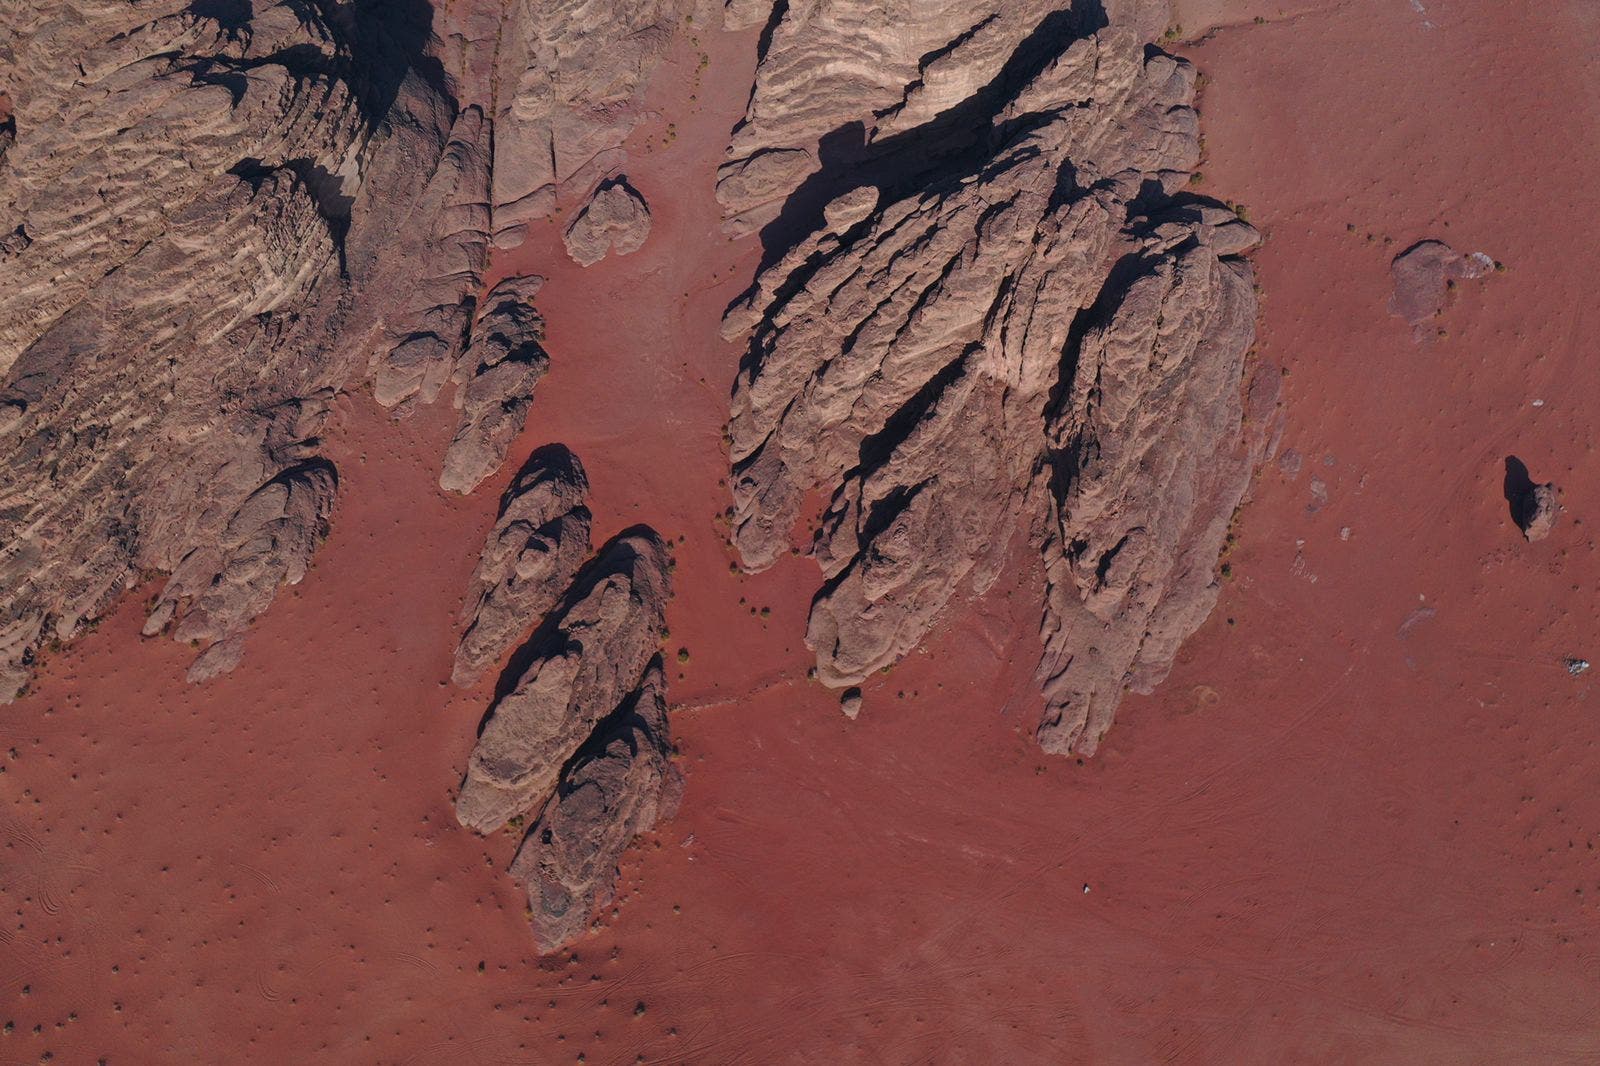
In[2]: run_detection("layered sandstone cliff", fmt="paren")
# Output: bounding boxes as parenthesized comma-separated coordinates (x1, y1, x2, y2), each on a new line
(720, 0, 1272, 755)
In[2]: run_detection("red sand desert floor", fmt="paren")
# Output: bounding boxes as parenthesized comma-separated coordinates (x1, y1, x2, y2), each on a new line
(4, 2, 1600, 1062)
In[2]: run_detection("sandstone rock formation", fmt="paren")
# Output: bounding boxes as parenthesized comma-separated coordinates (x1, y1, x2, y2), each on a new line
(0, 0, 696, 697)
(457, 530, 672, 834)
(509, 658, 682, 948)
(453, 446, 593, 686)
(1389, 239, 1495, 326)
(440, 275, 551, 494)
(722, 0, 1268, 755)
(1517, 482, 1560, 542)
(455, 525, 677, 950)
(562, 178, 653, 267)
(486, 0, 686, 248)
(0, 0, 476, 693)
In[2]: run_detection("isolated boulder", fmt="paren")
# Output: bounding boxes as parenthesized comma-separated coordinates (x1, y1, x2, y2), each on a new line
(1517, 482, 1560, 542)
(562, 178, 652, 267)
(1389, 239, 1494, 325)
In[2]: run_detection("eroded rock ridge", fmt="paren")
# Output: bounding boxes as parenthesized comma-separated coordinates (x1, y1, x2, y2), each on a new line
(721, 0, 1272, 755)
(0, 0, 683, 694)
(455, 498, 678, 950)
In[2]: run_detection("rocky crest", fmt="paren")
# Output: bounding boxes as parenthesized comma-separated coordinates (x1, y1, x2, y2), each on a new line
(454, 525, 678, 950)
(563, 177, 653, 267)
(0, 0, 473, 694)
(439, 275, 552, 494)
(0, 0, 688, 695)
(509, 657, 682, 948)
(721, 0, 1270, 755)
(453, 446, 592, 686)
(457, 530, 672, 833)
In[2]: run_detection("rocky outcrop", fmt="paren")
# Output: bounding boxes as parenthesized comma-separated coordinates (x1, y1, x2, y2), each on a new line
(1516, 482, 1560, 542)
(715, 1, 1169, 238)
(722, 0, 1267, 755)
(0, 0, 475, 692)
(145, 458, 338, 649)
(1389, 239, 1495, 326)
(456, 530, 671, 834)
(440, 275, 551, 494)
(488, 0, 686, 248)
(509, 658, 682, 948)
(453, 446, 593, 686)
(562, 177, 652, 267)
(1036, 216, 1260, 754)
(0, 0, 704, 696)
(455, 525, 677, 951)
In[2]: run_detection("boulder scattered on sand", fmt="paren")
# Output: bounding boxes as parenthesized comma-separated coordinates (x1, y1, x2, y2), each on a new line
(1516, 481, 1560, 542)
(1389, 239, 1495, 326)
(563, 178, 652, 267)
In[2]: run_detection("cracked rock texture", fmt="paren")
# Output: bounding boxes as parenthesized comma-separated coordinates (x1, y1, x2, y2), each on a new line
(453, 446, 593, 686)
(456, 530, 671, 834)
(454, 526, 677, 950)
(509, 658, 682, 949)
(481, 0, 687, 248)
(723, 0, 1269, 755)
(0, 0, 691, 697)
(440, 275, 551, 494)
(562, 177, 652, 267)
(0, 0, 472, 694)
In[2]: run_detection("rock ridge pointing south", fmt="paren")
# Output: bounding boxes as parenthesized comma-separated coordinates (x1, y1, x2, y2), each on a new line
(720, 0, 1275, 756)
(454, 495, 678, 951)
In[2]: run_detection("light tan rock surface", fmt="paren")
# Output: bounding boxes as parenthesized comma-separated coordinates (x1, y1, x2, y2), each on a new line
(562, 178, 652, 267)
(509, 658, 681, 950)
(1519, 482, 1560, 543)
(0, 1, 470, 692)
(455, 531, 671, 835)
(0, 0, 695, 696)
(453, 446, 593, 686)
(440, 275, 552, 494)
(487, 0, 687, 248)
(722, 0, 1268, 755)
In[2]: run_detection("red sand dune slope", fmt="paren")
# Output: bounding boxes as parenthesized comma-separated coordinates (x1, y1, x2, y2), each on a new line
(4, 1, 1600, 1062)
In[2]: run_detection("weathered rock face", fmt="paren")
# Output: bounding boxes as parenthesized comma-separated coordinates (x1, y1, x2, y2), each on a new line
(715, 0, 1169, 237)
(1389, 239, 1495, 327)
(0, 0, 469, 694)
(454, 525, 678, 951)
(562, 177, 652, 267)
(722, 0, 1268, 755)
(0, 0, 697, 698)
(487, 0, 686, 248)
(456, 531, 671, 834)
(1517, 482, 1560, 542)
(509, 658, 682, 949)
(440, 275, 551, 494)
(453, 446, 593, 686)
